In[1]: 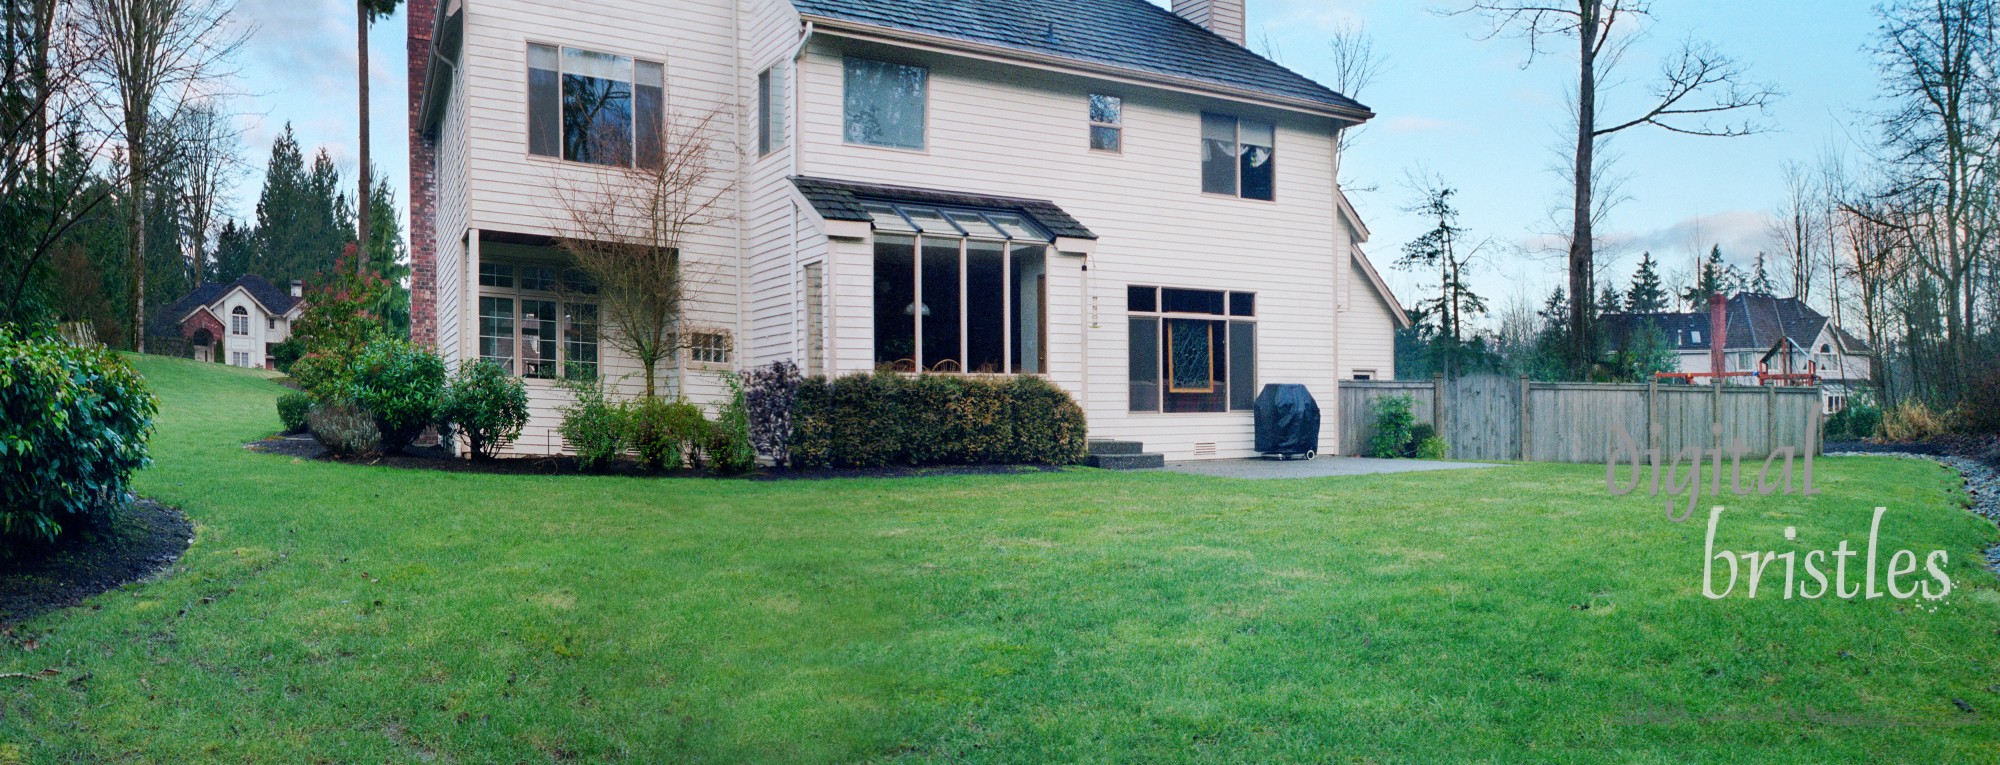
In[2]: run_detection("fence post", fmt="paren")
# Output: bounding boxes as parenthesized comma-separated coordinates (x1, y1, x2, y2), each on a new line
(1518, 375, 1531, 461)
(1433, 375, 1446, 435)
(1766, 384, 1778, 457)
(1647, 379, 1659, 456)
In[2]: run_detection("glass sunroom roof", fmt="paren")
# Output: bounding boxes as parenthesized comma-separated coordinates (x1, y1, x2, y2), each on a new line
(859, 200, 1054, 243)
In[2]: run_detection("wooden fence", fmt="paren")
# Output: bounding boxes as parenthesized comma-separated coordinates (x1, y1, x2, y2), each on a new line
(1338, 374, 1823, 463)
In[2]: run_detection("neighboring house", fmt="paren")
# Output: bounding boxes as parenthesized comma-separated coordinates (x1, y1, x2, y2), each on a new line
(407, 0, 1408, 460)
(1601, 292, 1874, 412)
(158, 275, 306, 369)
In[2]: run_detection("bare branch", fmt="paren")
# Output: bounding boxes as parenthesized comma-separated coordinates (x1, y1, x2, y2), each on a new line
(1594, 39, 1779, 137)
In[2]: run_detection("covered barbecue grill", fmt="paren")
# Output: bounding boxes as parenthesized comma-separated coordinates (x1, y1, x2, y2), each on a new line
(1253, 384, 1320, 460)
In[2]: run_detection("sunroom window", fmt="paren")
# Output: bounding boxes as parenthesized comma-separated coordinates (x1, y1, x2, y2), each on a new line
(1129, 285, 1257, 413)
(477, 261, 601, 380)
(871, 202, 1048, 375)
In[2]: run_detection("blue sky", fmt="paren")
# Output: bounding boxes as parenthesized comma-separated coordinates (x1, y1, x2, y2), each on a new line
(229, 0, 1882, 320)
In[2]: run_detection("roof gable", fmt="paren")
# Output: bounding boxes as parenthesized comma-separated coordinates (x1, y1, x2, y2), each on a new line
(790, 0, 1369, 116)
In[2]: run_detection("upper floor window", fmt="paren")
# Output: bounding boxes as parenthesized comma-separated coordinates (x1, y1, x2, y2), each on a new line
(757, 65, 786, 157)
(1089, 94, 1122, 152)
(230, 306, 249, 336)
(528, 43, 664, 167)
(1200, 113, 1275, 201)
(843, 57, 927, 150)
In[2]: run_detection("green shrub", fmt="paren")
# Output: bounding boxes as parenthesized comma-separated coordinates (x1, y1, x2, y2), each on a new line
(346, 337, 446, 453)
(289, 247, 389, 397)
(307, 399, 382, 458)
(706, 375, 758, 475)
(442, 360, 529, 460)
(1825, 398, 1884, 441)
(1002, 376, 1089, 465)
(1, 330, 157, 546)
(1405, 422, 1439, 458)
(558, 378, 626, 473)
(1369, 396, 1417, 459)
(269, 337, 305, 374)
(790, 372, 1087, 470)
(1881, 400, 1947, 442)
(744, 361, 802, 467)
(627, 397, 707, 471)
(1960, 372, 2000, 435)
(277, 391, 313, 434)
(1415, 436, 1449, 460)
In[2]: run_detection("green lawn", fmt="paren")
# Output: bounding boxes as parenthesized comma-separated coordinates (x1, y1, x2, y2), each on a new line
(5, 354, 2000, 763)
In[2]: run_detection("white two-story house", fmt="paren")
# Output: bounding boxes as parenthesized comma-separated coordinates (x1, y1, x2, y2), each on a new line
(159, 275, 305, 369)
(407, 0, 1408, 460)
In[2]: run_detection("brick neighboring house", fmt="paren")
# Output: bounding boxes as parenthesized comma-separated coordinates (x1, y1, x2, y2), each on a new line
(1602, 292, 1875, 412)
(405, 0, 1410, 459)
(157, 275, 305, 369)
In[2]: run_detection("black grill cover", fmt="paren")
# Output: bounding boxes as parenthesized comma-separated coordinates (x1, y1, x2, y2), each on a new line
(1254, 384, 1320, 455)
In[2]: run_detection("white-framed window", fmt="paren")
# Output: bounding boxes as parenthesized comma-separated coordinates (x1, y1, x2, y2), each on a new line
(757, 64, 786, 157)
(527, 43, 665, 167)
(1089, 94, 1122, 152)
(230, 306, 249, 336)
(266, 317, 275, 331)
(804, 262, 825, 376)
(868, 203, 1049, 375)
(843, 57, 927, 150)
(231, 351, 249, 367)
(477, 261, 600, 380)
(1128, 285, 1257, 414)
(1200, 113, 1276, 201)
(689, 332, 732, 365)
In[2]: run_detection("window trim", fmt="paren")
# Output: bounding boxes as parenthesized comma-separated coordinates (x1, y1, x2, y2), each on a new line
(1088, 93, 1123, 154)
(1128, 285, 1257, 414)
(841, 55, 931, 153)
(524, 41, 665, 168)
(476, 260, 601, 382)
(230, 306, 250, 336)
(686, 330, 734, 368)
(1198, 112, 1278, 202)
(756, 64, 786, 158)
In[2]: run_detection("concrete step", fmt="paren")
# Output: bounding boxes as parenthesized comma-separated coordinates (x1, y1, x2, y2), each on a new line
(1087, 452, 1166, 470)
(1087, 439, 1147, 456)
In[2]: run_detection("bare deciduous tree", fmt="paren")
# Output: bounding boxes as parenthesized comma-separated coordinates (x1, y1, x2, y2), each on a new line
(1327, 20, 1385, 169)
(82, 0, 239, 351)
(550, 110, 731, 399)
(166, 96, 238, 287)
(1446, 0, 1779, 373)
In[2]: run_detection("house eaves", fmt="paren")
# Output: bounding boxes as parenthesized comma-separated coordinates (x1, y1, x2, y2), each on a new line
(801, 15, 1376, 124)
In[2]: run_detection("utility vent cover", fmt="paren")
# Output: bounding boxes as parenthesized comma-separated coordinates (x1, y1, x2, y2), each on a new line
(1193, 442, 1218, 457)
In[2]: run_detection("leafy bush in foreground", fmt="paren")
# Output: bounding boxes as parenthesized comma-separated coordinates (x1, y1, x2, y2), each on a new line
(706, 375, 757, 475)
(347, 337, 446, 453)
(558, 378, 626, 473)
(1369, 396, 1417, 459)
(277, 391, 314, 434)
(308, 400, 382, 458)
(1, 330, 157, 546)
(442, 360, 528, 460)
(627, 397, 707, 471)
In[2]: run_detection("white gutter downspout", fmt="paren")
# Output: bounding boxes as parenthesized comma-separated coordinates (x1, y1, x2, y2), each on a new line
(789, 20, 815, 368)
(732, 0, 746, 375)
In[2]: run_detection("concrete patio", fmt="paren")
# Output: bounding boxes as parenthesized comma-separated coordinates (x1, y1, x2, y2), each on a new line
(1165, 456, 1505, 480)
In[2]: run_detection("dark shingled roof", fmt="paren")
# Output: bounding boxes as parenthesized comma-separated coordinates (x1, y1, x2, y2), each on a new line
(1603, 293, 1873, 354)
(789, 0, 1369, 116)
(792, 176, 1097, 239)
(155, 275, 302, 334)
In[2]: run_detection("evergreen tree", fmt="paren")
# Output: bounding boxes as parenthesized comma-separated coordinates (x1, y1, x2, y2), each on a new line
(1625, 251, 1670, 312)
(1595, 284, 1623, 319)
(364, 173, 410, 337)
(253, 125, 311, 282)
(212, 219, 255, 284)
(1681, 245, 1733, 308)
(1748, 251, 1776, 294)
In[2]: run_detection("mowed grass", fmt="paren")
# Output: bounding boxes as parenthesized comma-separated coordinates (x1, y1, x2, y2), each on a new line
(4, 354, 2000, 763)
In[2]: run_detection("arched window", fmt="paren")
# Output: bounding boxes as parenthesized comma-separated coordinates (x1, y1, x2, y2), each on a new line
(230, 306, 250, 336)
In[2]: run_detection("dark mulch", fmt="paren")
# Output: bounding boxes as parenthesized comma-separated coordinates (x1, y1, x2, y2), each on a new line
(0, 498, 192, 625)
(249, 434, 1068, 481)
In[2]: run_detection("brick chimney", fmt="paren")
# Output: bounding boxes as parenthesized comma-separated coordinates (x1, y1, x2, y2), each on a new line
(1172, 0, 1246, 46)
(1708, 293, 1728, 381)
(407, 0, 438, 350)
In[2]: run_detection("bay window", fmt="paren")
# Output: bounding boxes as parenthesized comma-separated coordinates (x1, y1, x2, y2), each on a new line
(478, 261, 600, 380)
(870, 202, 1048, 374)
(1129, 285, 1257, 413)
(527, 43, 664, 167)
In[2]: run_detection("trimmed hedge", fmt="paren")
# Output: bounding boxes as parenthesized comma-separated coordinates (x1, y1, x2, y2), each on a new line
(791, 373, 1086, 470)
(1, 331, 158, 546)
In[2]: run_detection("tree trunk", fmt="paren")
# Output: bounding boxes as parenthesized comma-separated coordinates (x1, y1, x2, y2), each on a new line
(356, 0, 371, 274)
(1568, 3, 1598, 374)
(127, 126, 147, 353)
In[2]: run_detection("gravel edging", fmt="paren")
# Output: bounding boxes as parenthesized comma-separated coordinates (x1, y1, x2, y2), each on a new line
(1827, 451, 2000, 573)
